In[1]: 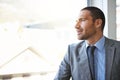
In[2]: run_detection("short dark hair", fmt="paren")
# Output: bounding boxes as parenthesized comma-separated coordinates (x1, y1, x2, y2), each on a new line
(81, 6, 105, 31)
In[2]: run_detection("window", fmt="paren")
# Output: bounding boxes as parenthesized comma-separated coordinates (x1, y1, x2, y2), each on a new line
(0, 0, 87, 79)
(117, 0, 120, 40)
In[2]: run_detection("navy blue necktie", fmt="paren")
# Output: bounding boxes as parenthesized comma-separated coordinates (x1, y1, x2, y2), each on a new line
(88, 46, 96, 80)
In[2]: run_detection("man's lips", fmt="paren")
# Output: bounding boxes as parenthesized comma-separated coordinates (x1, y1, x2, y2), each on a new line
(76, 30, 82, 35)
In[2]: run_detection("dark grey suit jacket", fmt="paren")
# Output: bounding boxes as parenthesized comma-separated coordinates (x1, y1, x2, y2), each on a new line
(54, 37, 120, 80)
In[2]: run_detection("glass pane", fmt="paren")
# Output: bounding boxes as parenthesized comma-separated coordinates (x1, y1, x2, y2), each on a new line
(0, 0, 87, 79)
(117, 0, 120, 40)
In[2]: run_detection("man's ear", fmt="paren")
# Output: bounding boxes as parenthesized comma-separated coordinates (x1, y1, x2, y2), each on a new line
(95, 19, 102, 28)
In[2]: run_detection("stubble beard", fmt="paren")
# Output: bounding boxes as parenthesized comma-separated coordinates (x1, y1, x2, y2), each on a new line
(77, 31, 96, 40)
(77, 34, 87, 40)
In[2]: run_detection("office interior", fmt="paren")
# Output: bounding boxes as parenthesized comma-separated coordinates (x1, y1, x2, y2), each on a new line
(0, 0, 119, 80)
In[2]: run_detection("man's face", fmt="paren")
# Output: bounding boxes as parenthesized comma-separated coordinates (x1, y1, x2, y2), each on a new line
(75, 10, 97, 40)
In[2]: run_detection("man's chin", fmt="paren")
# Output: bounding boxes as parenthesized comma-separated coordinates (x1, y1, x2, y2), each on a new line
(77, 36, 85, 40)
(77, 37, 82, 40)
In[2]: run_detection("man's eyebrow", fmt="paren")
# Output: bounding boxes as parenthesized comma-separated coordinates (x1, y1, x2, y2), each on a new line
(78, 18, 86, 20)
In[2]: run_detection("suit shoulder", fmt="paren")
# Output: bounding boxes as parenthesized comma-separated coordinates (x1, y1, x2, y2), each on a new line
(105, 37, 120, 46)
(67, 40, 85, 52)
(112, 40, 120, 47)
(69, 40, 85, 48)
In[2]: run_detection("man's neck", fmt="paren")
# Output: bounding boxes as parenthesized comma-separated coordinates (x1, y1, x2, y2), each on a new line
(86, 34, 103, 45)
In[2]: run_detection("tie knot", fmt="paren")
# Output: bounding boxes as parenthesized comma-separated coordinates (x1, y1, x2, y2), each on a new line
(91, 46, 96, 49)
(90, 46, 96, 54)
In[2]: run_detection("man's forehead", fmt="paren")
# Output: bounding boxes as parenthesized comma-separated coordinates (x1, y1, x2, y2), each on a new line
(78, 10, 91, 18)
(80, 10, 91, 15)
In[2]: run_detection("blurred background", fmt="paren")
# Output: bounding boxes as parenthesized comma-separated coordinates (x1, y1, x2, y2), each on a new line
(0, 0, 86, 80)
(0, 0, 120, 80)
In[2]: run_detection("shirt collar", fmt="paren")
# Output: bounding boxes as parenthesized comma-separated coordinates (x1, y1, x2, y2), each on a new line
(95, 36, 105, 50)
(85, 36, 105, 50)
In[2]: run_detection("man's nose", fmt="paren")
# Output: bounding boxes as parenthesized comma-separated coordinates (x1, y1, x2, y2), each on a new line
(75, 21, 80, 29)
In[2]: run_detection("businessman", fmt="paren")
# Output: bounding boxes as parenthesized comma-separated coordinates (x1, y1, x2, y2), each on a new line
(54, 6, 120, 80)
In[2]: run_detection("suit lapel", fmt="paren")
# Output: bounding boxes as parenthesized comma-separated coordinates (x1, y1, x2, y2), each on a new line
(77, 43, 92, 80)
(105, 38, 115, 80)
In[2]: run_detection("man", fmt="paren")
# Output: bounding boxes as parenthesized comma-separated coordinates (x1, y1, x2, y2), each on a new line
(54, 6, 120, 80)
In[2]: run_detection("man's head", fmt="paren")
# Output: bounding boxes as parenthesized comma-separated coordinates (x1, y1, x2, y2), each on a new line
(75, 6, 105, 43)
(81, 6, 105, 31)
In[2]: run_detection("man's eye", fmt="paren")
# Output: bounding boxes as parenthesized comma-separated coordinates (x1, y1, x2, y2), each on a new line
(81, 19, 86, 21)
(76, 19, 86, 22)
